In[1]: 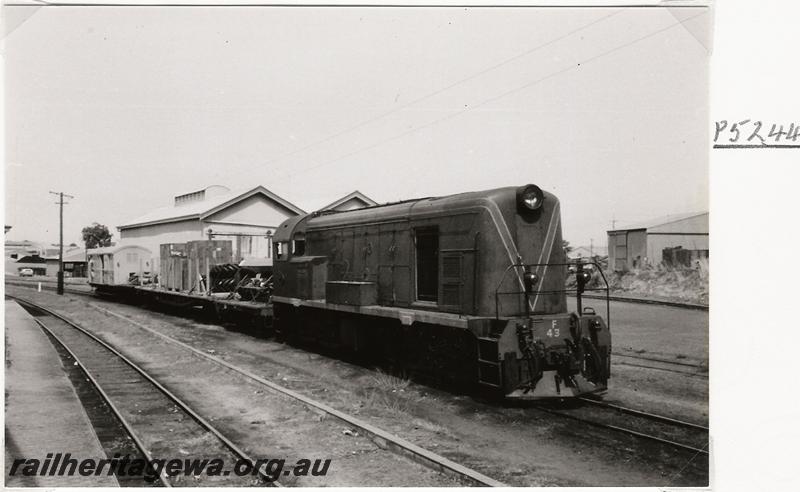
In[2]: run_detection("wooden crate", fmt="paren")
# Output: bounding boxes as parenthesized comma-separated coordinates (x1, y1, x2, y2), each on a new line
(160, 243, 188, 291)
(187, 240, 233, 293)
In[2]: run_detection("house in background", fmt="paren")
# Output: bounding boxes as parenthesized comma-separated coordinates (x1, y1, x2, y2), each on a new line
(568, 245, 608, 262)
(116, 185, 305, 273)
(607, 212, 708, 271)
(44, 248, 87, 278)
(6, 240, 83, 276)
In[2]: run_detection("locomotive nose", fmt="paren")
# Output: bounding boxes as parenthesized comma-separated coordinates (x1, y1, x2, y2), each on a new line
(508, 314, 609, 399)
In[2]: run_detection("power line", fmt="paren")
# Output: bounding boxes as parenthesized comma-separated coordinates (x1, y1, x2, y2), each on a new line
(254, 9, 623, 169)
(49, 190, 75, 295)
(274, 9, 708, 182)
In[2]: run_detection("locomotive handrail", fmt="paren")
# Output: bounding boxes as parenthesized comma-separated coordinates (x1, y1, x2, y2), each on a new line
(493, 260, 610, 330)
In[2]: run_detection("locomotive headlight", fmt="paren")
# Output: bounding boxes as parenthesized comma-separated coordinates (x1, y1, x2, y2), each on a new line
(523, 271, 539, 293)
(517, 184, 544, 211)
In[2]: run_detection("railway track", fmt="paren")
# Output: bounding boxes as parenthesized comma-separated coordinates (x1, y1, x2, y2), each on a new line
(83, 299, 709, 468)
(6, 279, 94, 297)
(613, 352, 708, 378)
(533, 396, 708, 456)
(11, 297, 280, 487)
(8, 294, 506, 487)
(568, 292, 708, 311)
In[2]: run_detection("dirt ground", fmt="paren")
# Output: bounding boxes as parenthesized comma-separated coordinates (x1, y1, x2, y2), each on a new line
(569, 296, 708, 423)
(5, 290, 459, 487)
(6, 285, 709, 486)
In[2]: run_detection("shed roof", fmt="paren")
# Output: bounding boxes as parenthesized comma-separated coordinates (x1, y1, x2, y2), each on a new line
(63, 249, 87, 262)
(118, 186, 305, 230)
(608, 212, 708, 233)
(319, 190, 378, 211)
(87, 244, 152, 256)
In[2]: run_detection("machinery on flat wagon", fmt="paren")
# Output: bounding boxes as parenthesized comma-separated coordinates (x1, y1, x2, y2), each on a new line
(271, 184, 611, 399)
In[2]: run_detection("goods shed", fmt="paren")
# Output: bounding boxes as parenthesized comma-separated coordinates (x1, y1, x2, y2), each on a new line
(117, 185, 304, 273)
(607, 212, 708, 271)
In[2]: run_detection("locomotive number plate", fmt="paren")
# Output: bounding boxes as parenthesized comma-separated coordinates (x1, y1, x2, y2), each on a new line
(546, 319, 560, 338)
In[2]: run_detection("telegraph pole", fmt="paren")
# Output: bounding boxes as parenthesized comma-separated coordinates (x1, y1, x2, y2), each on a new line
(50, 191, 74, 295)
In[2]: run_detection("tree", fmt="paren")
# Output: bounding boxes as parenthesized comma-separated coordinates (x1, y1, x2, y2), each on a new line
(82, 223, 113, 249)
(562, 240, 573, 256)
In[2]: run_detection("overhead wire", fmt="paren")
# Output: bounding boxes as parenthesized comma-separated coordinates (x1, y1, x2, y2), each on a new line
(252, 8, 624, 168)
(273, 8, 708, 183)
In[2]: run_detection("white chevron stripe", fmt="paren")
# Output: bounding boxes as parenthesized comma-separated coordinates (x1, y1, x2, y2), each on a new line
(530, 202, 561, 312)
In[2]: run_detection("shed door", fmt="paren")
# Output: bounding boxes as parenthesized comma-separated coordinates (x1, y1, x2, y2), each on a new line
(613, 233, 628, 271)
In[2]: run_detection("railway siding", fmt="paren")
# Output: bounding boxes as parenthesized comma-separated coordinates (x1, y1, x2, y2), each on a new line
(4, 301, 119, 487)
(7, 294, 482, 487)
(5, 285, 709, 486)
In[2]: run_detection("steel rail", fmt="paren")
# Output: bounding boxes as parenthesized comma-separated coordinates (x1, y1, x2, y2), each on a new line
(614, 352, 706, 369)
(87, 303, 506, 487)
(533, 405, 709, 456)
(25, 314, 168, 487)
(614, 359, 709, 378)
(576, 397, 709, 432)
(568, 292, 708, 311)
(9, 296, 282, 487)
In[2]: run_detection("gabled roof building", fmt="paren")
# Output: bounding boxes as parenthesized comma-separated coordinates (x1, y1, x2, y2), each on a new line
(607, 212, 708, 271)
(117, 185, 304, 271)
(318, 190, 377, 212)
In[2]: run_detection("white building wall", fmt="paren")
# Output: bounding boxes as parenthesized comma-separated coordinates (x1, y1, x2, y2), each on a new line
(200, 222, 276, 264)
(118, 195, 299, 274)
(329, 197, 369, 212)
(119, 220, 203, 273)
(205, 194, 297, 226)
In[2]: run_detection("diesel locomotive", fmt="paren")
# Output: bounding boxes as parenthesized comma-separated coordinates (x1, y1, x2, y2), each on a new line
(271, 184, 611, 399)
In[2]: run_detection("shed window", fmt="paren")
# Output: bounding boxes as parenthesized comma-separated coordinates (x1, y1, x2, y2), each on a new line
(415, 227, 439, 302)
(241, 236, 253, 255)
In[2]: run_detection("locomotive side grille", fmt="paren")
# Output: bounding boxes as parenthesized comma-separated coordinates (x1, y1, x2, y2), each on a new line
(442, 255, 462, 278)
(441, 284, 460, 306)
(440, 253, 463, 308)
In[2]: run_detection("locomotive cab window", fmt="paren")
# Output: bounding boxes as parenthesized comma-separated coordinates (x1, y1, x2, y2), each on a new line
(292, 233, 306, 256)
(415, 227, 439, 302)
(275, 241, 288, 260)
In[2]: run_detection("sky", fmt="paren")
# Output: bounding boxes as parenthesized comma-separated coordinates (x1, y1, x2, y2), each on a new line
(3, 4, 709, 248)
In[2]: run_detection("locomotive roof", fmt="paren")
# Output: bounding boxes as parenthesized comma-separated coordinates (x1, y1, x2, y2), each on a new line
(273, 185, 555, 242)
